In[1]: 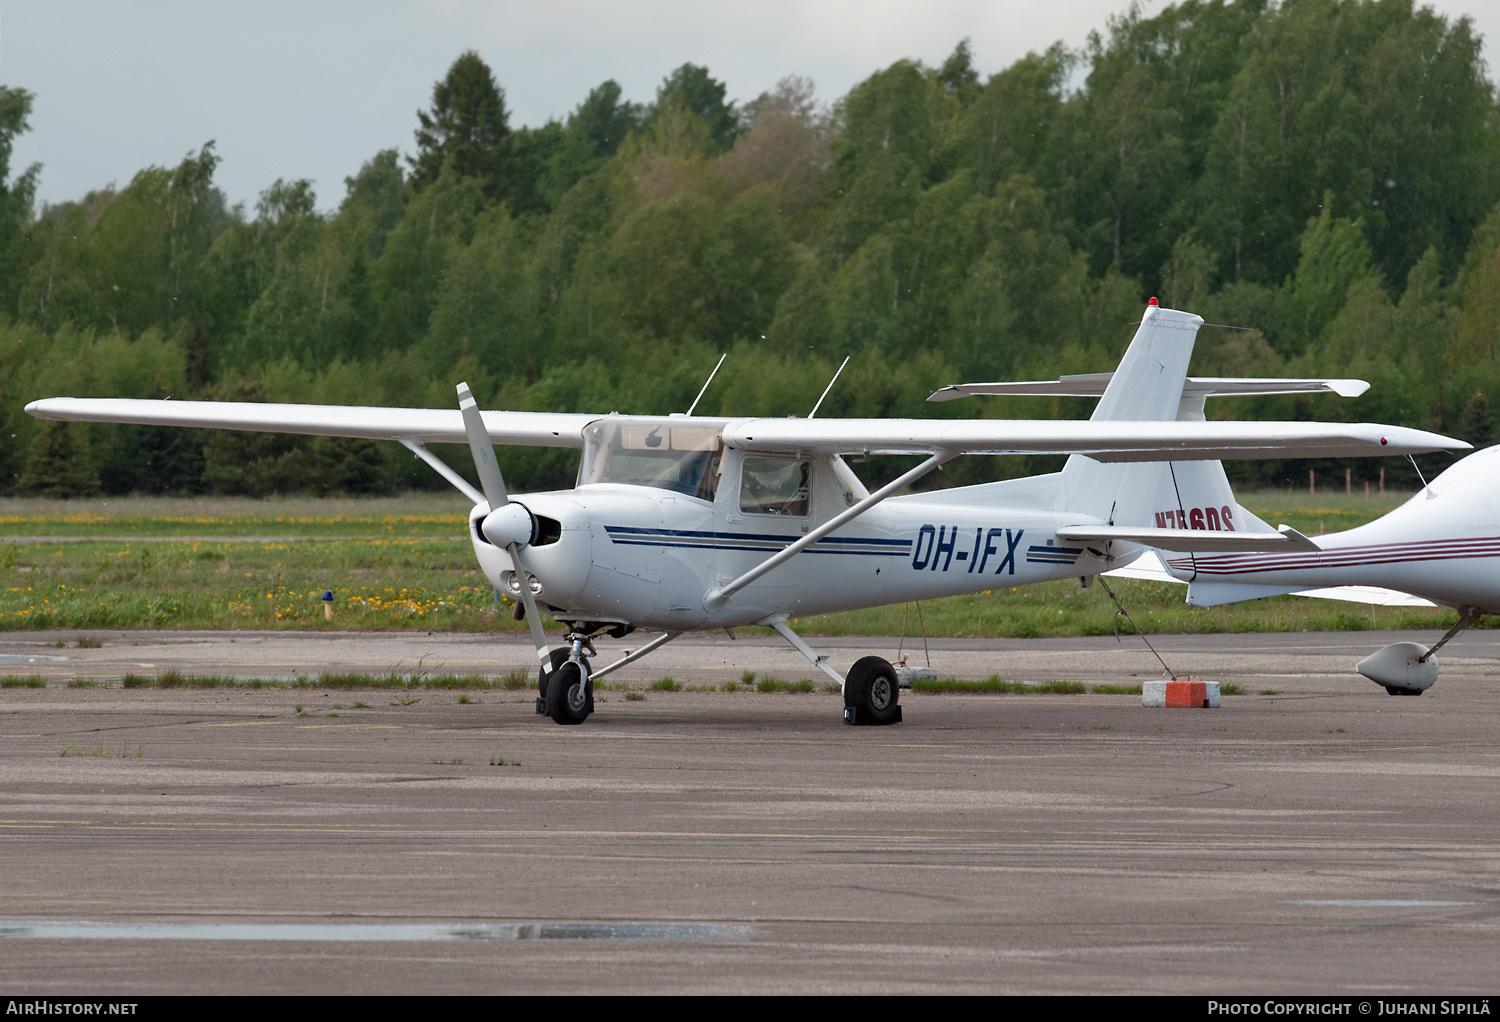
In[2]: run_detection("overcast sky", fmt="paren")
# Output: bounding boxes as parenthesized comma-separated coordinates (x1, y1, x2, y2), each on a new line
(2, 1, 1495, 213)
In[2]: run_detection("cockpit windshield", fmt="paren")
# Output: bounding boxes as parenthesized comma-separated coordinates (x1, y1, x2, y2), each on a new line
(578, 420, 723, 501)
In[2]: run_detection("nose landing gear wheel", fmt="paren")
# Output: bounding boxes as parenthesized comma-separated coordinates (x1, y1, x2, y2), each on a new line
(537, 648, 591, 716)
(844, 656, 902, 726)
(545, 660, 592, 725)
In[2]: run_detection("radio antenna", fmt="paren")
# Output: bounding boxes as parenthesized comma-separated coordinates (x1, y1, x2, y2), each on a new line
(808, 356, 851, 419)
(684, 353, 727, 416)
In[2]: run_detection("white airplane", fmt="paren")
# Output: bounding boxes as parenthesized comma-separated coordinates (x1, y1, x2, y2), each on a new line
(26, 302, 1467, 725)
(937, 354, 1496, 698)
(1128, 451, 1500, 697)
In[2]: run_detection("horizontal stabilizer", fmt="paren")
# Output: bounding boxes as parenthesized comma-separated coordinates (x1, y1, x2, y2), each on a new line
(929, 375, 1370, 402)
(1056, 523, 1320, 552)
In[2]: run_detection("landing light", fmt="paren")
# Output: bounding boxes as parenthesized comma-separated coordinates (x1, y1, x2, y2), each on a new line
(502, 572, 544, 596)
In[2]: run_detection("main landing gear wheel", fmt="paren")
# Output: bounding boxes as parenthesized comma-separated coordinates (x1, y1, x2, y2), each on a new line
(545, 660, 592, 725)
(844, 656, 902, 726)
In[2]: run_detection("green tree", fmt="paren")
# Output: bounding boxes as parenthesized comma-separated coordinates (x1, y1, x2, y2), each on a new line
(343, 149, 409, 258)
(955, 47, 1069, 195)
(653, 64, 739, 155)
(1458, 390, 1493, 448)
(700, 186, 796, 342)
(0, 86, 40, 316)
(411, 51, 512, 197)
(1272, 200, 1374, 355)
(17, 421, 99, 496)
(543, 80, 643, 203)
(424, 204, 538, 379)
(832, 60, 938, 191)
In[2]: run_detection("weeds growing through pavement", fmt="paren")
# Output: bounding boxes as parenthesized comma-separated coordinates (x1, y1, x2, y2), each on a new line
(1, 676, 45, 688)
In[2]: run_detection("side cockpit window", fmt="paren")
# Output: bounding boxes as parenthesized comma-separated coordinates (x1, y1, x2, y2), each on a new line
(739, 457, 810, 517)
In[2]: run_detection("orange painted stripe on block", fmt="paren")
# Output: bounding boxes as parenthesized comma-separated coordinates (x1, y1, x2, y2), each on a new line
(1164, 680, 1209, 708)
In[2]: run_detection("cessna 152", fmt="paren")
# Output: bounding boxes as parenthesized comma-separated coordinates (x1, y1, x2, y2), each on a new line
(937, 360, 1498, 697)
(26, 302, 1468, 725)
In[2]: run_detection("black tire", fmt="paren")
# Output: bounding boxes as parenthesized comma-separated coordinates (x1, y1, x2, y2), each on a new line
(539, 648, 589, 693)
(546, 660, 592, 725)
(845, 656, 901, 725)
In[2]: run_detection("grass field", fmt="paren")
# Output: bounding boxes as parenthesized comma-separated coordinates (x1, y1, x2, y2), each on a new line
(0, 494, 470, 538)
(0, 489, 1465, 637)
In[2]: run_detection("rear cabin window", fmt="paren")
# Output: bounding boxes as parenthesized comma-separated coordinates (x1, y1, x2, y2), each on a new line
(739, 458, 810, 517)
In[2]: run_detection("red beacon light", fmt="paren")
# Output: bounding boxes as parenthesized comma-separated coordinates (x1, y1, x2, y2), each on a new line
(1148, 297, 1159, 306)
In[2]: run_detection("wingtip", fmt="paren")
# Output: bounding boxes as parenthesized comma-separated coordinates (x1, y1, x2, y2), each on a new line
(1277, 524, 1321, 552)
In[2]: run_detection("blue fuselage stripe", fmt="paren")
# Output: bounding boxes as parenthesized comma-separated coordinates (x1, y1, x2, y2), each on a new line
(605, 525, 912, 557)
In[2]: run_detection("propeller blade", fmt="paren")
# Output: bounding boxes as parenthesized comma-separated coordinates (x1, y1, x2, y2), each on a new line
(455, 385, 552, 671)
(457, 381, 508, 509)
(509, 542, 553, 671)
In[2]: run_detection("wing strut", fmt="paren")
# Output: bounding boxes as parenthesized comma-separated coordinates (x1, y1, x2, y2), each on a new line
(704, 450, 953, 610)
(399, 439, 484, 504)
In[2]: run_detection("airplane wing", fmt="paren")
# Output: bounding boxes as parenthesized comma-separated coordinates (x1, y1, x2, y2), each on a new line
(24, 398, 598, 448)
(928, 375, 1370, 401)
(721, 418, 1466, 461)
(1104, 552, 1436, 607)
(26, 399, 1468, 461)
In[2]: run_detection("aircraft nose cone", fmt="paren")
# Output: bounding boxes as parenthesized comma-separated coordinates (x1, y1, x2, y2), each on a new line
(481, 502, 534, 548)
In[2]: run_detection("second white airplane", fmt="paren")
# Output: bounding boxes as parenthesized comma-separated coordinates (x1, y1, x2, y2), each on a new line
(939, 336, 1496, 697)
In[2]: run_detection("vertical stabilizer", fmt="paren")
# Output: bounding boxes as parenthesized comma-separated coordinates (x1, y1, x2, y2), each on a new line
(1055, 303, 1273, 547)
(1087, 305, 1202, 424)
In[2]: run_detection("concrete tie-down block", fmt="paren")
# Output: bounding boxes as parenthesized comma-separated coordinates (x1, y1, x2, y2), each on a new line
(1142, 679, 1220, 708)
